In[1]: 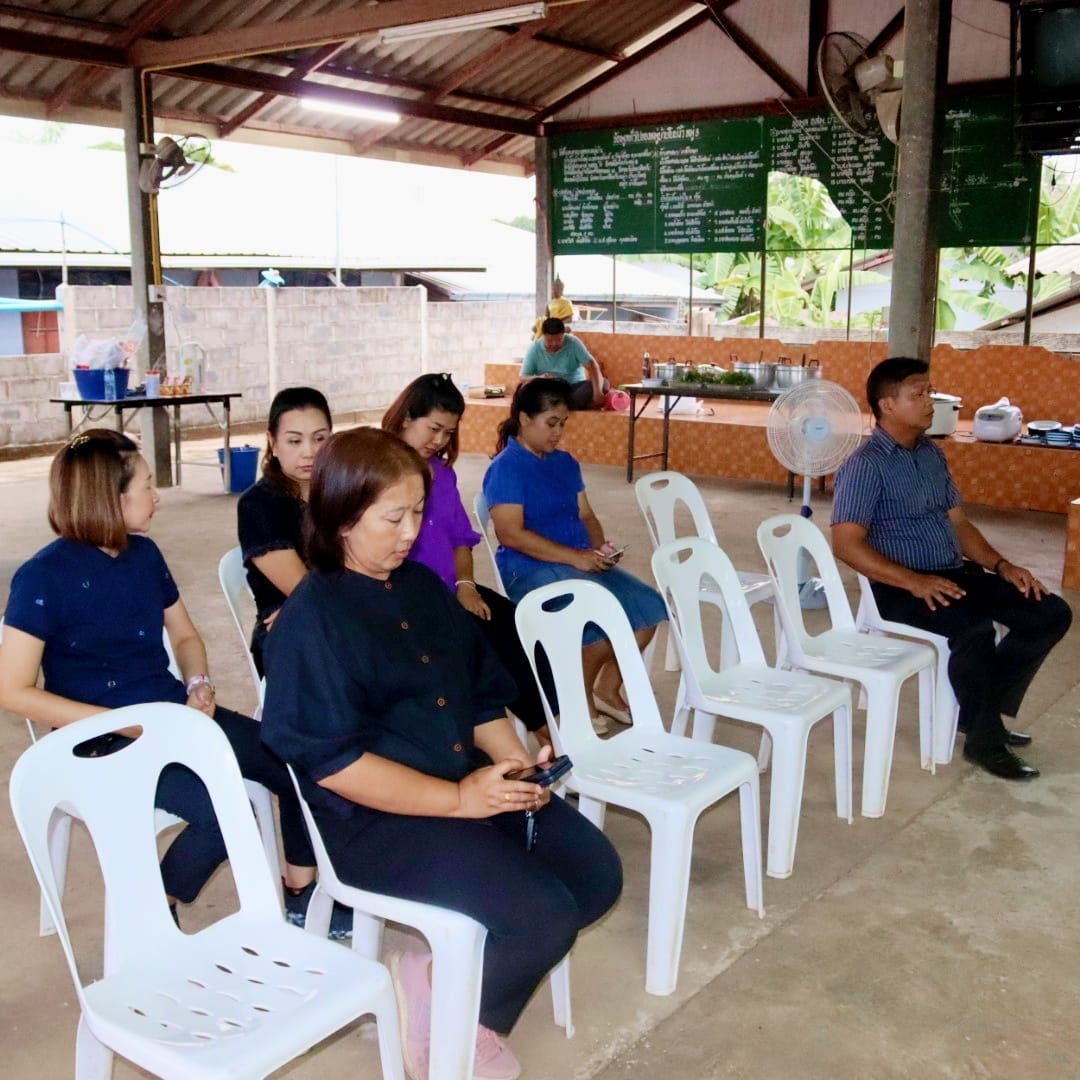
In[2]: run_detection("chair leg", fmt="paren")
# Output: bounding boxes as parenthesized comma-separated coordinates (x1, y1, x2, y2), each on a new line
(350, 912, 383, 960)
(643, 811, 697, 996)
(860, 684, 901, 818)
(932, 651, 960, 766)
(664, 623, 681, 672)
(40, 810, 73, 937)
(75, 1014, 113, 1080)
(756, 730, 772, 773)
(371, 977, 407, 1080)
(689, 708, 717, 743)
(737, 776, 766, 918)
(426, 921, 487, 1080)
(832, 703, 855, 826)
(575, 793, 606, 831)
(917, 665, 935, 774)
(303, 882, 334, 937)
(549, 955, 574, 1037)
(762, 726, 811, 879)
(244, 780, 281, 877)
(670, 674, 691, 737)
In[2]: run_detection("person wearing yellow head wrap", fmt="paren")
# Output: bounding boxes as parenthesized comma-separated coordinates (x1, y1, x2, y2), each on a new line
(533, 277, 576, 340)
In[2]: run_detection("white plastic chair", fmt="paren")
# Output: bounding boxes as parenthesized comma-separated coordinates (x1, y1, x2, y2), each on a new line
(652, 538, 853, 878)
(757, 515, 937, 819)
(515, 579, 764, 997)
(635, 471, 780, 680)
(23, 625, 280, 937)
(217, 545, 266, 715)
(854, 573, 1008, 766)
(9, 703, 404, 1080)
(288, 767, 572, 1080)
(472, 490, 509, 597)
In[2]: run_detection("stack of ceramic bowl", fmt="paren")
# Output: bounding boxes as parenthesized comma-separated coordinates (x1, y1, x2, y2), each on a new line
(1045, 427, 1074, 447)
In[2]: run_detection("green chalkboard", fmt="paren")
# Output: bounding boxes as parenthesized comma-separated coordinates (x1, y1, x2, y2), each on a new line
(550, 119, 767, 255)
(549, 96, 1039, 256)
(767, 111, 897, 247)
(937, 96, 1041, 247)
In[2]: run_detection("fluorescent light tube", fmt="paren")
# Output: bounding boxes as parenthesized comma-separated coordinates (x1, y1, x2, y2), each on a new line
(300, 97, 400, 124)
(377, 3, 546, 44)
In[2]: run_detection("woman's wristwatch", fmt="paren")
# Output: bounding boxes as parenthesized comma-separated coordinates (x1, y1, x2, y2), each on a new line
(185, 674, 215, 696)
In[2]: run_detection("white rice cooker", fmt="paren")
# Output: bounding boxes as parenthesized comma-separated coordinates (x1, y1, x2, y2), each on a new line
(927, 392, 962, 437)
(973, 397, 1024, 443)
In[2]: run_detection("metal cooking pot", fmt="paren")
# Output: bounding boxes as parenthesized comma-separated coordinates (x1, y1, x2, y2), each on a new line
(775, 364, 807, 389)
(654, 361, 677, 384)
(746, 362, 775, 390)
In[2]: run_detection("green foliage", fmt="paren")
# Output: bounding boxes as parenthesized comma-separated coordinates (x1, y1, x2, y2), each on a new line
(497, 215, 536, 232)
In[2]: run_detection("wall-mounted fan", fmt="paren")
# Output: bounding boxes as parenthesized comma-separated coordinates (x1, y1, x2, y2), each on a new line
(817, 31, 903, 143)
(138, 135, 212, 194)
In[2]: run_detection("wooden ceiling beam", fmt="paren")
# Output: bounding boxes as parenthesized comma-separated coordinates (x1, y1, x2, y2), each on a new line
(129, 0, 543, 70)
(807, 0, 829, 97)
(217, 41, 350, 138)
(496, 26, 623, 62)
(0, 26, 127, 67)
(173, 62, 538, 136)
(867, 7, 905, 55)
(47, 0, 187, 114)
(705, 3, 805, 99)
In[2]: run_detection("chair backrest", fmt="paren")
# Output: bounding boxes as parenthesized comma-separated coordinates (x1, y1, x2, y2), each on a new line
(218, 546, 265, 705)
(756, 514, 856, 650)
(634, 471, 718, 551)
(515, 579, 665, 751)
(472, 491, 508, 597)
(8, 703, 280, 985)
(854, 572, 881, 629)
(651, 539, 768, 690)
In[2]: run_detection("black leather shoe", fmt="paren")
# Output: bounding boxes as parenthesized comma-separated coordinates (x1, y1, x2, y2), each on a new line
(963, 745, 1039, 780)
(1005, 729, 1032, 748)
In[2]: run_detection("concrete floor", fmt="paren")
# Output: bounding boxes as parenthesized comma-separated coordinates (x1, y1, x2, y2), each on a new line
(1, 432, 1078, 1080)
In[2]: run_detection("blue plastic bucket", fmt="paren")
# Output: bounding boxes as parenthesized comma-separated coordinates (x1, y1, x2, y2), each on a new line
(217, 445, 259, 494)
(73, 367, 131, 400)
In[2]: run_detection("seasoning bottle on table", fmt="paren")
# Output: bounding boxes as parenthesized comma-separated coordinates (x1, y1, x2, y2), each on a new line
(642, 352, 651, 380)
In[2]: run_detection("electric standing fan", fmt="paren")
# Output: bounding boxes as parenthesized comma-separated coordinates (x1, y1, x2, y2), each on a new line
(767, 380, 865, 606)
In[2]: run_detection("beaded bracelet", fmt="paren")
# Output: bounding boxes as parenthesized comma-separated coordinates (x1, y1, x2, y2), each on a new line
(185, 674, 215, 695)
(455, 579, 478, 590)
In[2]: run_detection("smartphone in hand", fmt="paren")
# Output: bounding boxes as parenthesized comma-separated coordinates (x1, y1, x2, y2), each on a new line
(507, 755, 573, 787)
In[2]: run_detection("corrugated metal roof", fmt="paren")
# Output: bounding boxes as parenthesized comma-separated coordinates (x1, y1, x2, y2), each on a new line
(0, 1, 1005, 176)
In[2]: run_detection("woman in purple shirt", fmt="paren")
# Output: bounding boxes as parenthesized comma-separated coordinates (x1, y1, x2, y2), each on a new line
(383, 374, 550, 741)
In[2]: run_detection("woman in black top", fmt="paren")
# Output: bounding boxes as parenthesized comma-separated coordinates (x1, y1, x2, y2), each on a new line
(237, 387, 331, 676)
(261, 428, 621, 1080)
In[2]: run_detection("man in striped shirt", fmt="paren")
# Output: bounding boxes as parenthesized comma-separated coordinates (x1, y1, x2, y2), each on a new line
(831, 357, 1071, 781)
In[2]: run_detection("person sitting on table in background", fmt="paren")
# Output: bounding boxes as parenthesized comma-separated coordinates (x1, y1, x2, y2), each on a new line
(482, 378, 667, 733)
(260, 427, 622, 1080)
(531, 276, 576, 340)
(831, 356, 1072, 781)
(521, 316, 608, 410)
(0, 429, 323, 931)
(237, 386, 331, 678)
(382, 372, 553, 746)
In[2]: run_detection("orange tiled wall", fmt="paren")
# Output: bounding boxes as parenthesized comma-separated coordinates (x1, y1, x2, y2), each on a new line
(1063, 499, 1080, 590)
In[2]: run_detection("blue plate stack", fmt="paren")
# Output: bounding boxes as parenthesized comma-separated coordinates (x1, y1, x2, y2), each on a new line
(1045, 427, 1074, 447)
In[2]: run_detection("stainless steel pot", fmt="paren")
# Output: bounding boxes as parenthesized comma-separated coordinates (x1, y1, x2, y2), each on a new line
(654, 361, 677, 384)
(775, 364, 807, 389)
(747, 362, 775, 389)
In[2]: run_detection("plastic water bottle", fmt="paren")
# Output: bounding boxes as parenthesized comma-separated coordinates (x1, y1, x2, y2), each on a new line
(103, 368, 117, 401)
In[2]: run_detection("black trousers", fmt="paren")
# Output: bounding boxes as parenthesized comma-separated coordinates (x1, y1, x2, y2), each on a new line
(871, 564, 1072, 753)
(322, 796, 622, 1033)
(156, 706, 315, 901)
(471, 585, 550, 732)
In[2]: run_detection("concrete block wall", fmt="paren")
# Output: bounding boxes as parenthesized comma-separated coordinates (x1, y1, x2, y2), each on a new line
(427, 300, 533, 390)
(0, 352, 70, 446)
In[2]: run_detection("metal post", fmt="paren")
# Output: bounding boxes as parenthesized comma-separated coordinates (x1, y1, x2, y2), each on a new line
(887, 0, 952, 362)
(845, 230, 855, 340)
(1023, 165, 1042, 345)
(121, 69, 172, 486)
(611, 256, 617, 333)
(534, 135, 552, 320)
(688, 257, 694, 336)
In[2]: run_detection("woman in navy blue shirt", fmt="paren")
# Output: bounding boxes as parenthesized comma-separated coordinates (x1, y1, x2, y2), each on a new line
(261, 428, 621, 1080)
(0, 429, 317, 925)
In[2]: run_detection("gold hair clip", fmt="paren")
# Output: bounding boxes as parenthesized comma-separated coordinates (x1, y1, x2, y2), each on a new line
(67, 434, 93, 451)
